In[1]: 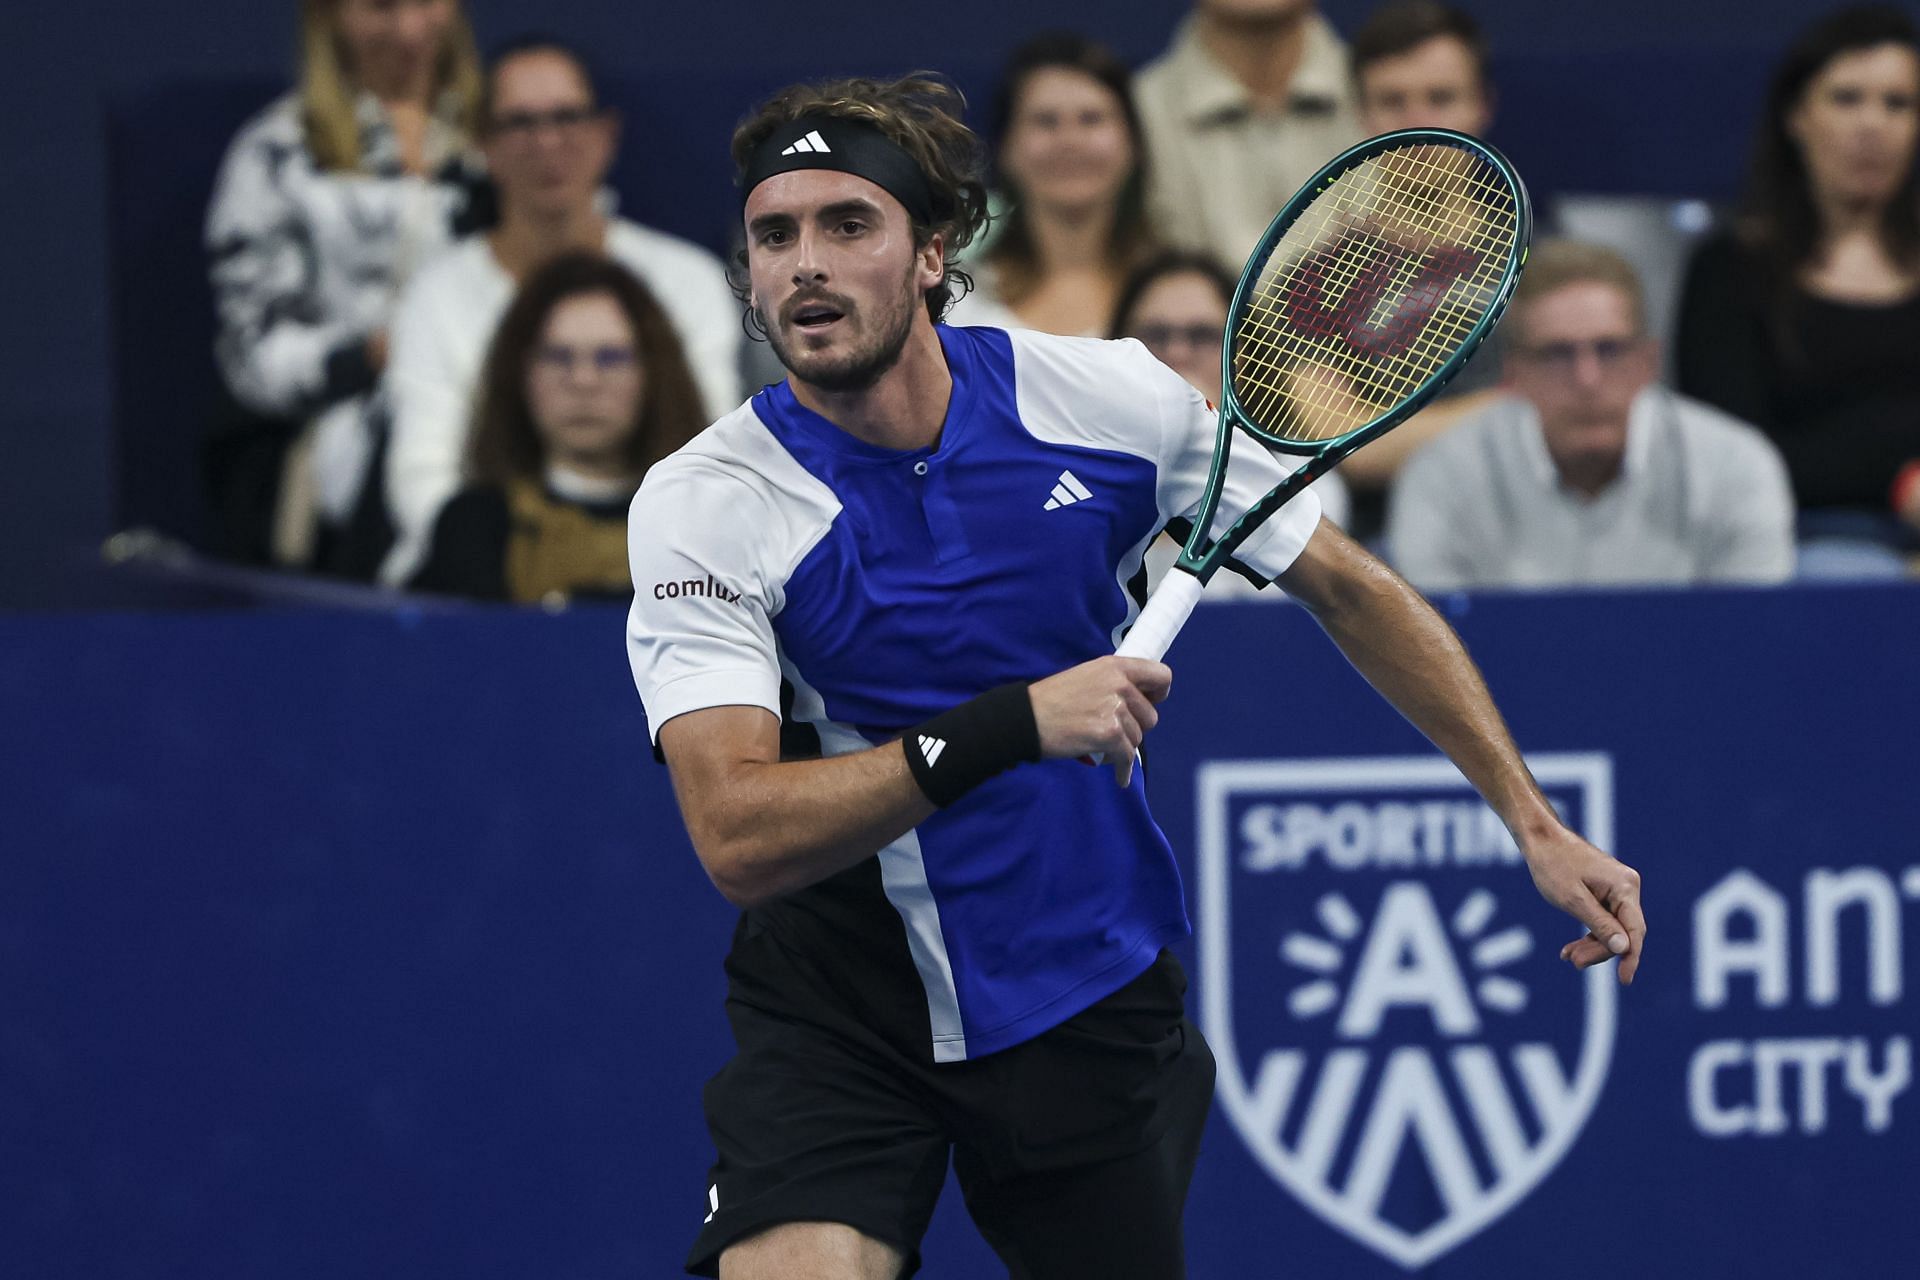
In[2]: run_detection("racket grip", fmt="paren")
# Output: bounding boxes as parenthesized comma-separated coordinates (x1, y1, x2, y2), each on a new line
(1115, 570, 1204, 661)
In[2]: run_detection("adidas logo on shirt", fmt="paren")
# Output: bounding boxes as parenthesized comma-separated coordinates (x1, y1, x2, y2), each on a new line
(1043, 470, 1093, 511)
(918, 734, 947, 767)
(779, 130, 832, 156)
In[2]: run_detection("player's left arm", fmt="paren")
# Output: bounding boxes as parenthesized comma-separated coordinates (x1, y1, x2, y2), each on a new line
(1276, 519, 1646, 984)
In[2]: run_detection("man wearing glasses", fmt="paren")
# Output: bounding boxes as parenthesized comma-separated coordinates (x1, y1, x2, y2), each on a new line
(379, 36, 742, 585)
(1385, 239, 1795, 591)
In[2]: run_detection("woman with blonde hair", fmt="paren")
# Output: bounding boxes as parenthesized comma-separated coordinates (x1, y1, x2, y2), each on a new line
(205, 0, 486, 572)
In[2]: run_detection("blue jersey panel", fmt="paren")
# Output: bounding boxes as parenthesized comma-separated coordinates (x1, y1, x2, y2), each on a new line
(755, 326, 1192, 1057)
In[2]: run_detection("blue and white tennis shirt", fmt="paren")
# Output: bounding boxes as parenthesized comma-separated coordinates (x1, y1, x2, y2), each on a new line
(626, 325, 1322, 1062)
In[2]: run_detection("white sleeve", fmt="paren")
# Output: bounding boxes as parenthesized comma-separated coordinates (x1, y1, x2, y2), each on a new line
(625, 459, 784, 742)
(1144, 342, 1324, 582)
(1004, 331, 1325, 581)
(379, 272, 473, 584)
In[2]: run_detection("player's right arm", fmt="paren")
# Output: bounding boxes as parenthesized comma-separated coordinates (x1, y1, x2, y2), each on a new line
(657, 660, 1168, 908)
(657, 705, 930, 907)
(631, 451, 1166, 908)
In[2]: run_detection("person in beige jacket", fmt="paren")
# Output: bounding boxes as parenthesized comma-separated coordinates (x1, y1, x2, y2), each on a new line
(1133, 0, 1363, 270)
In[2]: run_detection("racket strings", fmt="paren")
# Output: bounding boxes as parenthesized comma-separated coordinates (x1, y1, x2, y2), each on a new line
(1232, 143, 1518, 444)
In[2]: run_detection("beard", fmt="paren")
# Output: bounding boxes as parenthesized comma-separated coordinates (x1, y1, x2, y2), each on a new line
(763, 268, 922, 394)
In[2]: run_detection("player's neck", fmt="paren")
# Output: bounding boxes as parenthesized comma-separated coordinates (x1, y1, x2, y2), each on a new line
(788, 322, 953, 452)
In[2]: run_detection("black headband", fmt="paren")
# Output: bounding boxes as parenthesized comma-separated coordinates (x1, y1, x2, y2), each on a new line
(740, 115, 939, 226)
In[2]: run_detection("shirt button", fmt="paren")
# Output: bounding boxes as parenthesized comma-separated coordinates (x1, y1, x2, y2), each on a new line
(913, 461, 929, 476)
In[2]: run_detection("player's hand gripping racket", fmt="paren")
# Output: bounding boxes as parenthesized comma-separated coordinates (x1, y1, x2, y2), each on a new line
(1117, 128, 1532, 661)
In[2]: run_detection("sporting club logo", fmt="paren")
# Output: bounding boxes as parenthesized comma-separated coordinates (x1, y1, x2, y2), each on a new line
(1197, 755, 1616, 1269)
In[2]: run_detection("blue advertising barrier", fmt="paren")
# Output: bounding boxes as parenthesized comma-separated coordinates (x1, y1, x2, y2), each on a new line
(5, 584, 1918, 1277)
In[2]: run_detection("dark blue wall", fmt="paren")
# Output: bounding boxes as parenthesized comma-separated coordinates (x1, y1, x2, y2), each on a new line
(8, 583, 1919, 1276)
(0, 3, 1861, 607)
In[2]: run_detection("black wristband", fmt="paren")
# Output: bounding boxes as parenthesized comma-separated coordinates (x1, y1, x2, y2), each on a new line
(901, 681, 1041, 808)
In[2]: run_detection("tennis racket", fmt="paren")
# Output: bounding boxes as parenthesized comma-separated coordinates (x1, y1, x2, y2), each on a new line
(1118, 128, 1531, 661)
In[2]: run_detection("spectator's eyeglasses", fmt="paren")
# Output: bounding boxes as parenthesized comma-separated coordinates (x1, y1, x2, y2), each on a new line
(535, 343, 637, 375)
(1513, 337, 1642, 375)
(490, 105, 603, 141)
(1135, 323, 1223, 354)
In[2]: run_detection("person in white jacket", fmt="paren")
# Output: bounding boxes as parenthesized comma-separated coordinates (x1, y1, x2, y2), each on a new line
(380, 35, 742, 584)
(205, 0, 487, 567)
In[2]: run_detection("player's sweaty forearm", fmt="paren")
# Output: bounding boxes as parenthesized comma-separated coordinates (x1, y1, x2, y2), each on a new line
(1278, 524, 1560, 845)
(1282, 525, 1646, 982)
(660, 706, 936, 908)
(658, 658, 1171, 909)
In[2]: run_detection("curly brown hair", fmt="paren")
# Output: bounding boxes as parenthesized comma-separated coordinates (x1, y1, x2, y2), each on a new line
(729, 72, 993, 323)
(468, 252, 707, 487)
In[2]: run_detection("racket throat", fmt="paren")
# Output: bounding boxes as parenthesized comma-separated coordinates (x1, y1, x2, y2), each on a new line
(1212, 452, 1329, 565)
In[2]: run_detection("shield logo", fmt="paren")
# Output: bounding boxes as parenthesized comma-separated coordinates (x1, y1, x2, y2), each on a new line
(1197, 755, 1617, 1269)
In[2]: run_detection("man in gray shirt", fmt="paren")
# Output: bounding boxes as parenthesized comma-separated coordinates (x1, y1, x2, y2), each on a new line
(1386, 240, 1795, 591)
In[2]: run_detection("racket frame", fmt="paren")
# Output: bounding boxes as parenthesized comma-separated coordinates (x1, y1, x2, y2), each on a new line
(1176, 128, 1533, 582)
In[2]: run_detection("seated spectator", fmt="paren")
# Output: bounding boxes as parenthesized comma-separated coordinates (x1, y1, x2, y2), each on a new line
(1388, 241, 1795, 591)
(411, 253, 704, 603)
(206, 0, 486, 570)
(1337, 0, 1506, 539)
(1675, 6, 1920, 556)
(381, 35, 742, 583)
(1112, 250, 1348, 598)
(1134, 0, 1362, 269)
(947, 33, 1156, 336)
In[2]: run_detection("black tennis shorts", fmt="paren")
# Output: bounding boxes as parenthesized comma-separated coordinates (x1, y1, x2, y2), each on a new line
(685, 931, 1216, 1278)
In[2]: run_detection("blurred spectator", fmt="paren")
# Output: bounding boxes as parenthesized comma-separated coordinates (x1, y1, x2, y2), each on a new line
(206, 0, 486, 570)
(1134, 0, 1362, 269)
(1675, 5, 1920, 555)
(381, 35, 741, 584)
(948, 33, 1156, 336)
(1113, 250, 1348, 598)
(1351, 0, 1492, 135)
(1338, 0, 1505, 539)
(1389, 241, 1795, 591)
(411, 253, 704, 603)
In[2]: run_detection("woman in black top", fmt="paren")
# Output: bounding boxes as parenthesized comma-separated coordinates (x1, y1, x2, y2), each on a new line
(1674, 5, 1920, 541)
(410, 252, 707, 603)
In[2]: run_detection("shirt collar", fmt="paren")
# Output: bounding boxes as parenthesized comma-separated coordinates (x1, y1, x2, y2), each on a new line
(753, 324, 981, 462)
(545, 462, 637, 505)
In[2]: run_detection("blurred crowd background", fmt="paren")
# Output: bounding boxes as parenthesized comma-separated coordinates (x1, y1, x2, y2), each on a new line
(7, 0, 1920, 610)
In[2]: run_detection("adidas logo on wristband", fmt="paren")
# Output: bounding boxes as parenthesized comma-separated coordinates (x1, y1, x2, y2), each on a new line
(903, 683, 1039, 808)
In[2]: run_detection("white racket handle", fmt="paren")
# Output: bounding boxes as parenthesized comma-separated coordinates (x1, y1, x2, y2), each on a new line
(1090, 572, 1203, 767)
(1115, 570, 1204, 661)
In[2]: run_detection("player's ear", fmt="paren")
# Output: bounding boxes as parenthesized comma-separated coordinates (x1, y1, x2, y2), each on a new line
(916, 231, 947, 293)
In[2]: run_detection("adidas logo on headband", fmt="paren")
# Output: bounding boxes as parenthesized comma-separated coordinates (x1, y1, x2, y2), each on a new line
(780, 130, 832, 156)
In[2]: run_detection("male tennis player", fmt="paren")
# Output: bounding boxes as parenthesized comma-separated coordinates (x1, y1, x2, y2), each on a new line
(626, 74, 1644, 1280)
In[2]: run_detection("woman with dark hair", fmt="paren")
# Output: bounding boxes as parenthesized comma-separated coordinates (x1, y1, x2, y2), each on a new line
(410, 252, 706, 602)
(1674, 5, 1920, 545)
(949, 32, 1158, 336)
(1111, 250, 1347, 595)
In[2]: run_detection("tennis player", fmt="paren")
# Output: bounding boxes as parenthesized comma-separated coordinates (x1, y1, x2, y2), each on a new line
(626, 74, 1644, 1280)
